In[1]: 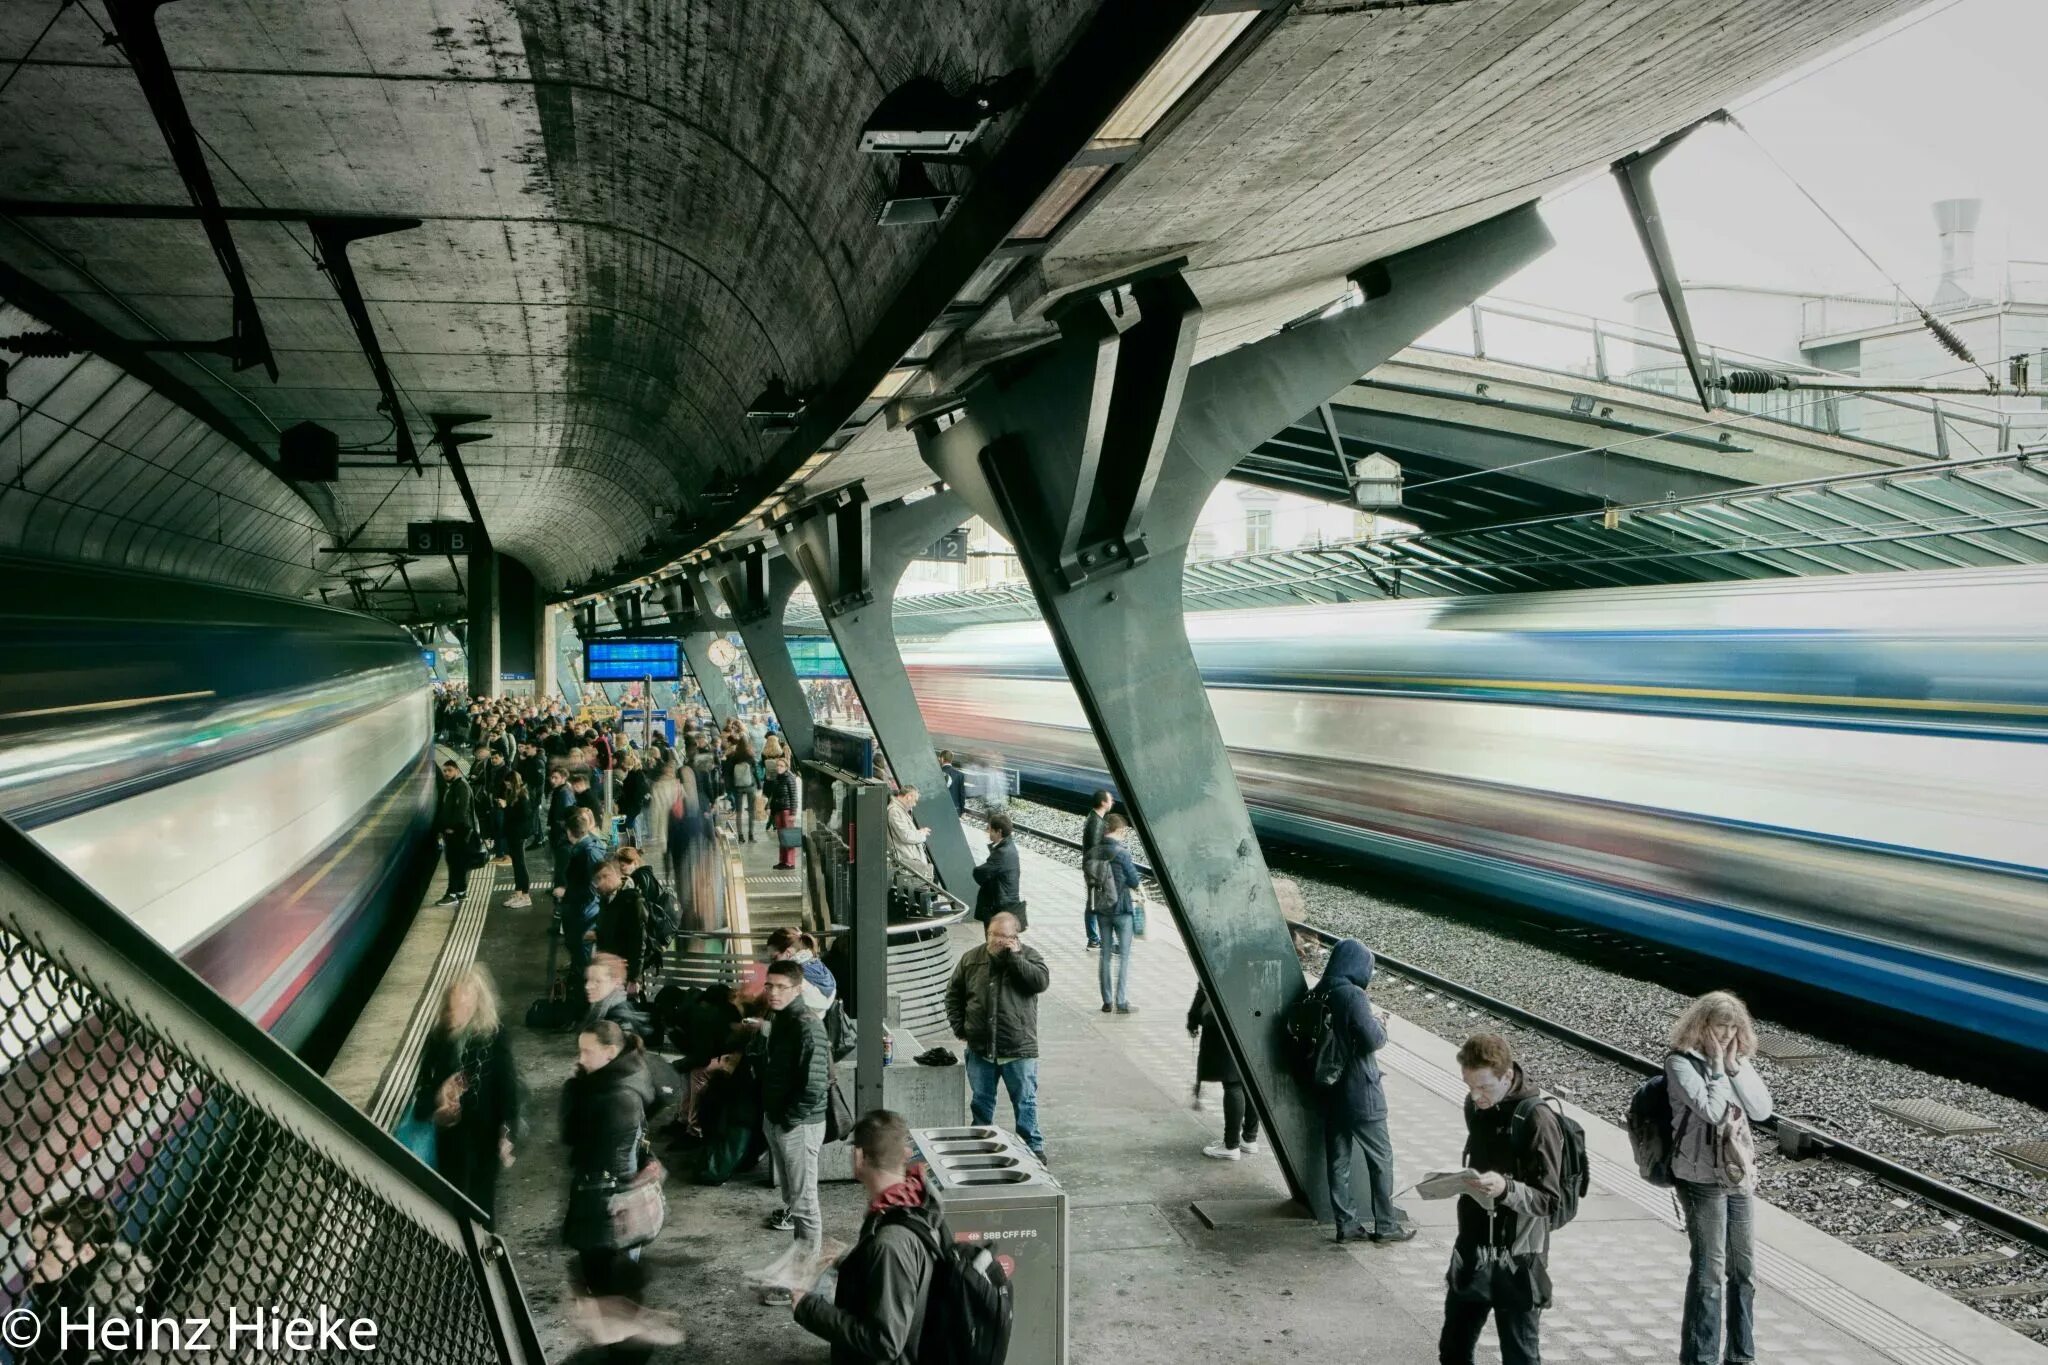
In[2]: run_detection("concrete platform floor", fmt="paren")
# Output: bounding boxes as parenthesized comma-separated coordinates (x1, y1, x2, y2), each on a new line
(334, 819, 2048, 1364)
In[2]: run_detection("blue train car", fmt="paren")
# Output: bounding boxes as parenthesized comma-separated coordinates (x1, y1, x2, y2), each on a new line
(905, 565, 2048, 1051)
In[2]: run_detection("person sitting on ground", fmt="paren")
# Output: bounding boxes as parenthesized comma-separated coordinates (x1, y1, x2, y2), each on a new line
(592, 857, 648, 990)
(792, 1109, 941, 1365)
(1441, 1032, 1568, 1365)
(1322, 937, 1413, 1243)
(945, 910, 1049, 1164)
(1188, 985, 1259, 1160)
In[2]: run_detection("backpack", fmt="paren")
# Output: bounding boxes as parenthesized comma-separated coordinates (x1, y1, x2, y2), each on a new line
(1083, 849, 1118, 914)
(1284, 983, 1346, 1088)
(1507, 1096, 1589, 1231)
(1627, 1073, 1677, 1187)
(887, 1213, 1012, 1365)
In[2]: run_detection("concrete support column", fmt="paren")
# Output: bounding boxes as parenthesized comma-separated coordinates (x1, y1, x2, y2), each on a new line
(915, 207, 1551, 1215)
(776, 486, 973, 894)
(465, 548, 499, 698)
(496, 554, 543, 692)
(706, 547, 815, 759)
(656, 573, 740, 730)
(535, 604, 558, 703)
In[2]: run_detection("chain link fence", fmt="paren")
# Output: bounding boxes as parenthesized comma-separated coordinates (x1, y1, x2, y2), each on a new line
(0, 821, 537, 1363)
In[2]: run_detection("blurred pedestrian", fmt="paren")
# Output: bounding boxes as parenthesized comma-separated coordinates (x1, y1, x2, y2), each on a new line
(414, 964, 524, 1218)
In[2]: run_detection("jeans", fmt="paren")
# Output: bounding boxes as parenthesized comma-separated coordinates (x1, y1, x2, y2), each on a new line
(1440, 1293, 1541, 1365)
(1678, 1179, 1755, 1364)
(966, 1050, 1043, 1154)
(1084, 906, 1100, 948)
(1326, 1108, 1401, 1234)
(1221, 1079, 1260, 1148)
(764, 1118, 826, 1251)
(731, 790, 756, 840)
(1098, 912, 1133, 1008)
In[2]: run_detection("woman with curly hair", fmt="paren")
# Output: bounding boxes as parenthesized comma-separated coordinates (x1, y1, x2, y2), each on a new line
(1666, 990, 1774, 1365)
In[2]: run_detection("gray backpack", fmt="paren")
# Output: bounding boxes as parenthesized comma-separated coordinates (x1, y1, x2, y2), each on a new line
(1083, 848, 1119, 914)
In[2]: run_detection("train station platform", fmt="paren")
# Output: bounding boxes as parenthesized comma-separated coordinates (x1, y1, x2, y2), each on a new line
(333, 821, 2048, 1364)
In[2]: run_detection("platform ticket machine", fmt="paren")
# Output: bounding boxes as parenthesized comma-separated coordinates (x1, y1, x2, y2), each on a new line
(911, 1124, 1069, 1365)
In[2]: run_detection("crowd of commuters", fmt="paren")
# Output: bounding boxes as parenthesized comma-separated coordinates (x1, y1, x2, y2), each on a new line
(395, 686, 1774, 1363)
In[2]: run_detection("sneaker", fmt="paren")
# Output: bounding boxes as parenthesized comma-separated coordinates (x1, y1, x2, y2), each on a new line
(493, 855, 513, 867)
(1101, 1003, 1113, 1013)
(1116, 1004, 1137, 1014)
(762, 1209, 794, 1232)
(1203, 1143, 1242, 1161)
(1086, 942, 1099, 950)
(436, 891, 462, 905)
(505, 892, 532, 908)
(1239, 1139, 1261, 1154)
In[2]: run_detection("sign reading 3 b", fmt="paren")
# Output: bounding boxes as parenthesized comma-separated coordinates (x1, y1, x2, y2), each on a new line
(407, 520, 480, 555)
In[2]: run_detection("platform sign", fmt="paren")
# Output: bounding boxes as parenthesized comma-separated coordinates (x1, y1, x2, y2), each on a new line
(585, 638, 680, 682)
(421, 649, 438, 671)
(788, 635, 849, 679)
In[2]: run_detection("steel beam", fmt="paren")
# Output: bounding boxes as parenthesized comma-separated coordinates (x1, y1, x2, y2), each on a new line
(914, 206, 1551, 1215)
(1613, 112, 1726, 413)
(706, 546, 815, 759)
(655, 573, 740, 730)
(776, 486, 973, 894)
(307, 216, 423, 473)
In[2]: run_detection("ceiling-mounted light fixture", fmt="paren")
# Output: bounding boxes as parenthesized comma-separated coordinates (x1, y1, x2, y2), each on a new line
(877, 156, 954, 227)
(745, 378, 807, 432)
(858, 71, 1031, 157)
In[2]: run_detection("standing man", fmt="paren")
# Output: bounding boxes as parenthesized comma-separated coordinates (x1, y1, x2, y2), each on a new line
(1079, 790, 1112, 949)
(756, 961, 829, 1271)
(885, 785, 932, 878)
(938, 751, 968, 816)
(1441, 1033, 1566, 1365)
(557, 809, 608, 988)
(945, 910, 1049, 1164)
(971, 812, 1022, 927)
(434, 758, 475, 906)
(792, 1110, 940, 1365)
(1322, 938, 1414, 1243)
(517, 739, 548, 847)
(1084, 815, 1143, 1014)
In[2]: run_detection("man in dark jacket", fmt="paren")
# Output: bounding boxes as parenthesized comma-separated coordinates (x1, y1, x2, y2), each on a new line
(517, 740, 548, 846)
(756, 960, 830, 1257)
(1323, 938, 1413, 1243)
(793, 1109, 940, 1365)
(592, 858, 648, 987)
(581, 952, 649, 1040)
(557, 808, 608, 984)
(1442, 1033, 1566, 1365)
(1079, 789, 1111, 948)
(944, 911, 1049, 1161)
(435, 758, 474, 905)
(971, 812, 1022, 925)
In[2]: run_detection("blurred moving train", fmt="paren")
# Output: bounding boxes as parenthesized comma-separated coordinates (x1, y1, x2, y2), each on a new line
(0, 559, 434, 1061)
(905, 565, 2048, 1052)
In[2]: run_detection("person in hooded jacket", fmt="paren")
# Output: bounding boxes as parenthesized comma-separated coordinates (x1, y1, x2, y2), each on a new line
(1322, 937, 1413, 1243)
(1441, 1032, 1567, 1365)
(560, 1019, 670, 1360)
(592, 858, 648, 989)
(792, 1109, 940, 1365)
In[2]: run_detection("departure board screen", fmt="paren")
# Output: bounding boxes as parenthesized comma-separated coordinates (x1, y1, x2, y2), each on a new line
(787, 635, 849, 679)
(585, 638, 681, 681)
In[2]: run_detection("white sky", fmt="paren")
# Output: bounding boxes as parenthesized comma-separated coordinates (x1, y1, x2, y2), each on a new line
(1499, 0, 2048, 321)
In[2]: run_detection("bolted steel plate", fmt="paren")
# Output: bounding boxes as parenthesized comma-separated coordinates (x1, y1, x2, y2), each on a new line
(1872, 1098, 2001, 1136)
(1754, 1032, 1823, 1062)
(1994, 1139, 2048, 1178)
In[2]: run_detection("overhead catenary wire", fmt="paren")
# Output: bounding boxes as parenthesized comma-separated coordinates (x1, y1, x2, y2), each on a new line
(1722, 112, 1989, 381)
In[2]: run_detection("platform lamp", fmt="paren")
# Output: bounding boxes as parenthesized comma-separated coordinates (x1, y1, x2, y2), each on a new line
(1346, 451, 1403, 509)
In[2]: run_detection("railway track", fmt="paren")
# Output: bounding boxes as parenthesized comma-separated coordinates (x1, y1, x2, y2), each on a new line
(986, 809, 2048, 1288)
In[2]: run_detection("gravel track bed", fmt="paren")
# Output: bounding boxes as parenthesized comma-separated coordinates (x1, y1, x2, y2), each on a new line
(993, 797, 2048, 1335)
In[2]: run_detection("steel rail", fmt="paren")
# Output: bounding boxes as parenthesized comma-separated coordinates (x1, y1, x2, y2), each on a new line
(993, 811, 2048, 1256)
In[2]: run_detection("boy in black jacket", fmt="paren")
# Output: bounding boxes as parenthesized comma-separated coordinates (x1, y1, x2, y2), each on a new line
(793, 1109, 939, 1365)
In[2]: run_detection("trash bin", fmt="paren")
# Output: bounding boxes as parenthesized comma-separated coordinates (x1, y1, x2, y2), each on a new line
(913, 1125, 1068, 1365)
